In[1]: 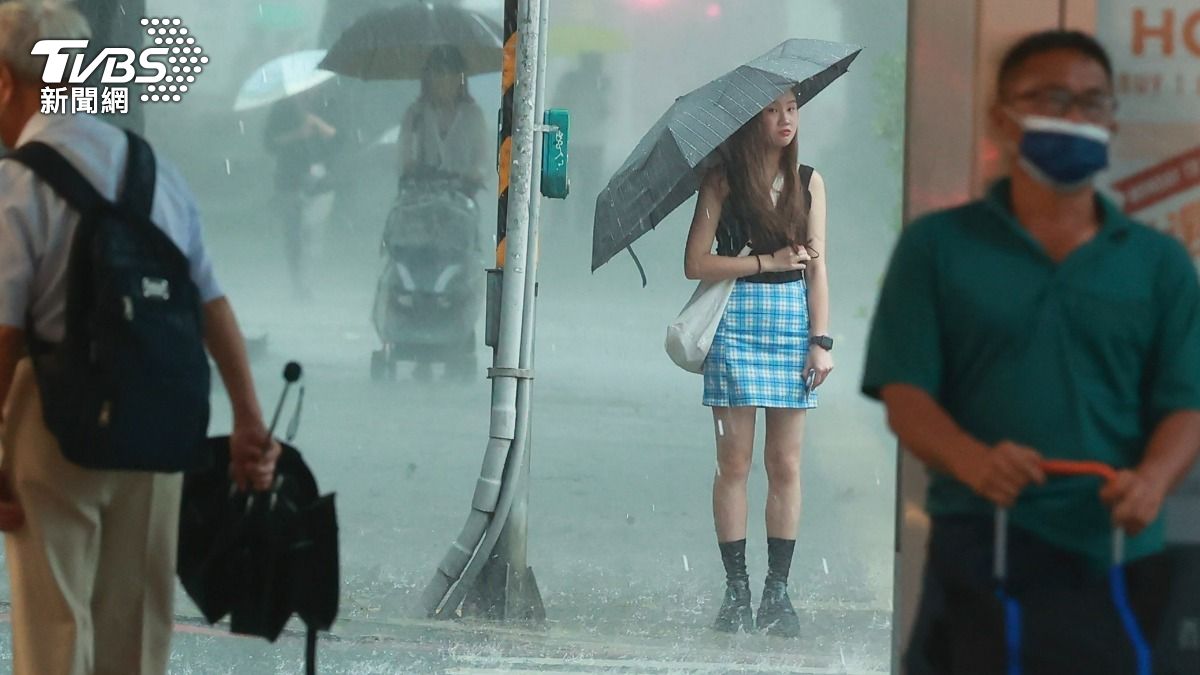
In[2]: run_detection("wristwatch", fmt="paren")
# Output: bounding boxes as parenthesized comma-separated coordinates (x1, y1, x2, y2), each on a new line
(810, 335, 834, 351)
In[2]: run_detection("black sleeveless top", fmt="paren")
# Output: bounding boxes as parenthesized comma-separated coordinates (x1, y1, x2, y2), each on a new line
(715, 164, 814, 284)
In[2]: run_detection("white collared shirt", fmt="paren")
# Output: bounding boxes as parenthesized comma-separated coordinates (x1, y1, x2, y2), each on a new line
(0, 112, 222, 342)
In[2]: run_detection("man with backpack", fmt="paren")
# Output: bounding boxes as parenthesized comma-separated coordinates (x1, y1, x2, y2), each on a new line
(0, 3, 280, 674)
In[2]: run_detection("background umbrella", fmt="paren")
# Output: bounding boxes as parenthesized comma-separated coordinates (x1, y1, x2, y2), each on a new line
(234, 50, 336, 113)
(590, 38, 861, 272)
(178, 363, 338, 675)
(548, 25, 630, 58)
(319, 3, 503, 80)
(253, 2, 307, 33)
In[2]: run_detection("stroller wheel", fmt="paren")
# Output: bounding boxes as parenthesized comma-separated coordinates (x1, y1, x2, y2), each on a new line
(370, 350, 388, 382)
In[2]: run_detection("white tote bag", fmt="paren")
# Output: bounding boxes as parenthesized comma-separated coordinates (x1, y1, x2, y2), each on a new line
(665, 247, 750, 373)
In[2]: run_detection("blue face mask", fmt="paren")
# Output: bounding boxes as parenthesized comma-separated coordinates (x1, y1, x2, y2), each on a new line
(1011, 114, 1111, 192)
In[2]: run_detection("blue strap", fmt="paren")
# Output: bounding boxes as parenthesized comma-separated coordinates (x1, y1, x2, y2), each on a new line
(1109, 566, 1153, 675)
(1003, 594, 1023, 675)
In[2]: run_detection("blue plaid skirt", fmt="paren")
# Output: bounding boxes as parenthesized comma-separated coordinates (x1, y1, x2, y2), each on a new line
(702, 278, 818, 409)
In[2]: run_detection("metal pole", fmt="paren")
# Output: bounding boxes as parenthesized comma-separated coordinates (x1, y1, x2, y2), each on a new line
(473, 0, 551, 621)
(419, 0, 545, 621)
(495, 0, 519, 265)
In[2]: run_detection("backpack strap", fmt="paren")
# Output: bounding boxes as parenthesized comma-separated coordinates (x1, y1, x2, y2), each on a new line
(4, 130, 158, 220)
(119, 129, 156, 218)
(5, 142, 107, 216)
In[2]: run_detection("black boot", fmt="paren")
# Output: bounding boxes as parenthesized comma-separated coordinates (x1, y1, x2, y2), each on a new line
(713, 539, 753, 633)
(757, 538, 800, 637)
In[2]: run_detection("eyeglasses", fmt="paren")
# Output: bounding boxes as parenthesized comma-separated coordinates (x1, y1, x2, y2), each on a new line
(1008, 87, 1117, 122)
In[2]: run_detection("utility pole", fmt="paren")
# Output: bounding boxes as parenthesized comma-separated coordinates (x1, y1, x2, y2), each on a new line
(418, 0, 548, 623)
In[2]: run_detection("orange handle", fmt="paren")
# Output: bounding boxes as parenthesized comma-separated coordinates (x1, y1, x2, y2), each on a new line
(1038, 460, 1119, 486)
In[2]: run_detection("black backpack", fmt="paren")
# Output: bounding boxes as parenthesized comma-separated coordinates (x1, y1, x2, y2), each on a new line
(5, 130, 210, 472)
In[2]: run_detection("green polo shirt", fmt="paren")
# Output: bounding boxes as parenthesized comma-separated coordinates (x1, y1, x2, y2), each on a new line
(863, 179, 1200, 568)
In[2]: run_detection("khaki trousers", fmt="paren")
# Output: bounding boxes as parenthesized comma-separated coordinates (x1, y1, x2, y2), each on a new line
(2, 359, 180, 675)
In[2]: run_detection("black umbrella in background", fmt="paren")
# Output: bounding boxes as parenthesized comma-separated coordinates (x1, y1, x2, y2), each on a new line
(319, 2, 503, 80)
(178, 363, 338, 675)
(591, 38, 861, 273)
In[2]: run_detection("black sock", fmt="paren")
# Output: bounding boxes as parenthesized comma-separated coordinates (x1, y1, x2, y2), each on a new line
(766, 537, 795, 585)
(718, 538, 748, 584)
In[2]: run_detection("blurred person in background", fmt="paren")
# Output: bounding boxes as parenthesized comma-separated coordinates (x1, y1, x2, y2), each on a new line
(862, 30, 1200, 673)
(399, 44, 489, 197)
(684, 91, 834, 638)
(264, 86, 340, 302)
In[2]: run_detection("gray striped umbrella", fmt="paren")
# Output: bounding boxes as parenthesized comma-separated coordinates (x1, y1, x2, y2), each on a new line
(591, 39, 861, 272)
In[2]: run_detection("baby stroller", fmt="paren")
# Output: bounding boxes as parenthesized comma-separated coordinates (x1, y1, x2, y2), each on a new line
(370, 171, 483, 382)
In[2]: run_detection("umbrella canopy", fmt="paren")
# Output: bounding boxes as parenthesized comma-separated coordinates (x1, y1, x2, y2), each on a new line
(253, 2, 306, 32)
(234, 50, 336, 113)
(177, 436, 339, 642)
(590, 38, 861, 272)
(548, 25, 630, 58)
(319, 3, 503, 80)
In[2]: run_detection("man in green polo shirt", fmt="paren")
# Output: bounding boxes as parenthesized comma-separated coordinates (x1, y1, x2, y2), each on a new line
(863, 30, 1200, 674)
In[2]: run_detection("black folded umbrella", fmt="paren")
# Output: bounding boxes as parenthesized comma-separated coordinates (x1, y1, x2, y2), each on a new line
(178, 435, 338, 673)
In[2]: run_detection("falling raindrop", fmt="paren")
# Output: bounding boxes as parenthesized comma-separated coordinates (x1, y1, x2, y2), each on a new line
(682, 555, 690, 572)
(118, 4, 125, 15)
(223, 158, 231, 175)
(716, 419, 724, 436)
(237, 119, 244, 135)
(840, 646, 847, 668)
(822, 557, 829, 575)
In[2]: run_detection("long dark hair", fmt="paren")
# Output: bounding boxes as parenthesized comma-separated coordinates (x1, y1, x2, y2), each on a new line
(419, 45, 474, 104)
(720, 104, 807, 250)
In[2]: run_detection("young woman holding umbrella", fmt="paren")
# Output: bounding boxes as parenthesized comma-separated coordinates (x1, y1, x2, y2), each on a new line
(683, 90, 834, 637)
